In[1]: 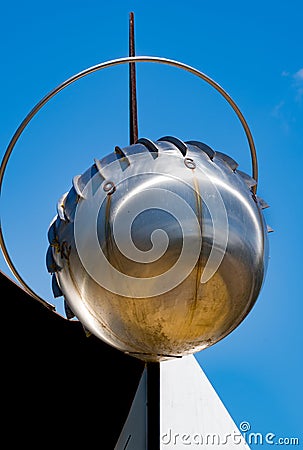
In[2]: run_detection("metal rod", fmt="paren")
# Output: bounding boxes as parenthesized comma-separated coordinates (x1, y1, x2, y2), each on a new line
(129, 12, 138, 145)
(146, 362, 160, 450)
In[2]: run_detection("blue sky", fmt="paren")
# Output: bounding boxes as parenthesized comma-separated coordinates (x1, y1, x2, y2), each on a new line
(0, 0, 302, 446)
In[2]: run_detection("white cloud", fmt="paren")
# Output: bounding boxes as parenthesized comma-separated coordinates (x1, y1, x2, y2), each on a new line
(271, 101, 290, 133)
(290, 68, 303, 102)
(293, 68, 303, 81)
(273, 68, 302, 132)
(271, 100, 285, 118)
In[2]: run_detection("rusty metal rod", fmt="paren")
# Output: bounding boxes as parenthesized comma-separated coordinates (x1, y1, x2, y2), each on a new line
(129, 12, 138, 145)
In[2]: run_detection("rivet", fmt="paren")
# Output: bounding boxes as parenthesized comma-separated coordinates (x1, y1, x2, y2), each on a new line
(103, 181, 116, 195)
(184, 157, 196, 170)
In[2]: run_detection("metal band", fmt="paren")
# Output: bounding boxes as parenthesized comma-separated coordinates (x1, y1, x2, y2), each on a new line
(0, 55, 258, 308)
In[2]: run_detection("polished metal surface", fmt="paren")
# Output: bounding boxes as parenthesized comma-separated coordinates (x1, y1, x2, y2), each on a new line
(47, 137, 268, 362)
(0, 56, 259, 313)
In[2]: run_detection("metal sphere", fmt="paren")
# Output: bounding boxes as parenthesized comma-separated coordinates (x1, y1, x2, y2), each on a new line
(47, 137, 269, 362)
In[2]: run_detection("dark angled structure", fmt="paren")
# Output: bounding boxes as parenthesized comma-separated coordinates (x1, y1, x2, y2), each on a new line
(2, 270, 144, 447)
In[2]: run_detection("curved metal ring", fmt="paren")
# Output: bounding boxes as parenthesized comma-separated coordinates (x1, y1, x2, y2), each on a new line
(0, 55, 258, 309)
